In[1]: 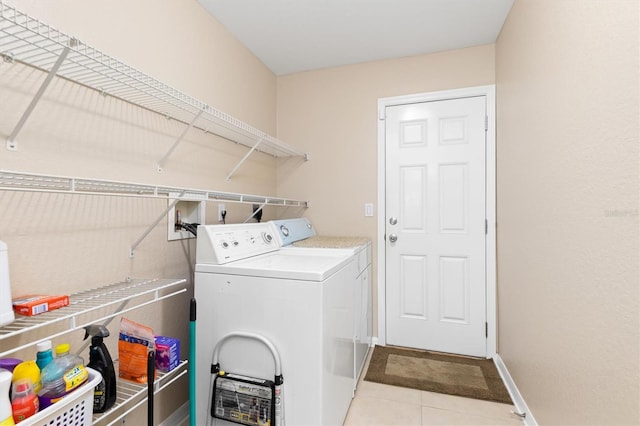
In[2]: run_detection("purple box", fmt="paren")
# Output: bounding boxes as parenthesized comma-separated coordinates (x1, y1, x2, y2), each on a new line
(154, 336, 180, 372)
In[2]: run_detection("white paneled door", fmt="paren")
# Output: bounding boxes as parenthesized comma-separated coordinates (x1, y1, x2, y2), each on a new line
(385, 96, 487, 357)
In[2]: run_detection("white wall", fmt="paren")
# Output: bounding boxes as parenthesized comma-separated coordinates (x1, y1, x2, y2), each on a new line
(495, 0, 639, 424)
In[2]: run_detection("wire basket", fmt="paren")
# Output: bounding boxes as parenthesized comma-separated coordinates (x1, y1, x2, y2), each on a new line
(19, 367, 101, 426)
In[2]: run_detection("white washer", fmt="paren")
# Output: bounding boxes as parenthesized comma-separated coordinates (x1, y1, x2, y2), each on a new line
(269, 218, 372, 390)
(195, 223, 357, 426)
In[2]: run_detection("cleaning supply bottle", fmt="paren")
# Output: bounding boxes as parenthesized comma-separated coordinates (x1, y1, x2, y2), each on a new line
(83, 325, 116, 413)
(10, 379, 38, 423)
(35, 341, 53, 371)
(0, 369, 14, 426)
(11, 361, 40, 395)
(39, 344, 87, 409)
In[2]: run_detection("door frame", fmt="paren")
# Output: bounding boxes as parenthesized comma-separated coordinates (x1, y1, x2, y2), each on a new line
(376, 85, 496, 358)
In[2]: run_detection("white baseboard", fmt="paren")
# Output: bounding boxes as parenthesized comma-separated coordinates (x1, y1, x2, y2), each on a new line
(493, 354, 537, 426)
(160, 401, 190, 426)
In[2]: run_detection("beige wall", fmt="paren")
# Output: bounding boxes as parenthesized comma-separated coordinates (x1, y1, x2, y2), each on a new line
(276, 45, 495, 333)
(4, 1, 638, 424)
(0, 0, 280, 423)
(496, 0, 639, 424)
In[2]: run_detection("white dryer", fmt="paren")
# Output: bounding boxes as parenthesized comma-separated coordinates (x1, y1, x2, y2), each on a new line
(194, 223, 356, 426)
(269, 218, 372, 390)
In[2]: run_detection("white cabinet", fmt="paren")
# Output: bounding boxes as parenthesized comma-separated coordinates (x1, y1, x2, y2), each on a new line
(0, 278, 187, 425)
(354, 263, 372, 382)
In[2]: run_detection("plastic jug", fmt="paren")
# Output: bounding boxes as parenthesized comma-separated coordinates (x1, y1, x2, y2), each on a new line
(39, 344, 87, 408)
(0, 242, 14, 328)
(0, 369, 14, 426)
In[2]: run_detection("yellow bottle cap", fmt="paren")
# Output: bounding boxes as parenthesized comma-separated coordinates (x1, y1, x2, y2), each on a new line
(55, 343, 70, 355)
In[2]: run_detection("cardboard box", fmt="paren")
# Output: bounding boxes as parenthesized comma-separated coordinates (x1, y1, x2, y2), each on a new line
(155, 336, 180, 372)
(12, 294, 69, 316)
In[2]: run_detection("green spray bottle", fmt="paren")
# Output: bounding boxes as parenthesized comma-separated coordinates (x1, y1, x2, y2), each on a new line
(83, 324, 116, 413)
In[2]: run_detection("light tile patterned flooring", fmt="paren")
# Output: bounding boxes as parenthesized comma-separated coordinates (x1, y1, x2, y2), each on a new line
(344, 351, 524, 426)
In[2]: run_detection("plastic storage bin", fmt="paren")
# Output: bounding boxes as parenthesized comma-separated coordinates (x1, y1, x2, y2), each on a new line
(20, 367, 101, 426)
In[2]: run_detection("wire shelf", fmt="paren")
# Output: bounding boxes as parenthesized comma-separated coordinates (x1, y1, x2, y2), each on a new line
(0, 170, 309, 207)
(0, 278, 187, 357)
(0, 1, 306, 158)
(0, 275, 188, 425)
(92, 360, 189, 425)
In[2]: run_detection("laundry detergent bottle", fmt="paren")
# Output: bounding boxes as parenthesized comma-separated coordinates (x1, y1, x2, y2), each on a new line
(84, 325, 116, 412)
(0, 369, 14, 426)
(39, 344, 87, 409)
(35, 341, 54, 371)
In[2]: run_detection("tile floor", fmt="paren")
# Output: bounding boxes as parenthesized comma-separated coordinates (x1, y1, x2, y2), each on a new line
(344, 351, 525, 426)
(183, 350, 525, 426)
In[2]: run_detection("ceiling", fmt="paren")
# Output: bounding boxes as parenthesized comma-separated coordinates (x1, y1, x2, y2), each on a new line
(197, 0, 514, 76)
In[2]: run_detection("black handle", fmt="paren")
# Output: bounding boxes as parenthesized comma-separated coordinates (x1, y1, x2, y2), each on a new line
(190, 298, 196, 322)
(147, 350, 155, 426)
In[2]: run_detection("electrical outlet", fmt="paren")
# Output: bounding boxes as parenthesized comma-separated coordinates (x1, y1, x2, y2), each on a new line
(364, 203, 374, 217)
(218, 204, 226, 222)
(167, 193, 205, 241)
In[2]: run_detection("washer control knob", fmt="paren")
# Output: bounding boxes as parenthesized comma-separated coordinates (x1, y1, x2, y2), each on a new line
(262, 232, 273, 244)
(221, 241, 229, 249)
(280, 225, 289, 237)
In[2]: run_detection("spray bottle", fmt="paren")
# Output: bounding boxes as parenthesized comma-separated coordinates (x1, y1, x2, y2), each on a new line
(83, 325, 116, 413)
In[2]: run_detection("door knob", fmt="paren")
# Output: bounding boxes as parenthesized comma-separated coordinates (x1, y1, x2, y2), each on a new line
(389, 217, 398, 225)
(388, 234, 398, 243)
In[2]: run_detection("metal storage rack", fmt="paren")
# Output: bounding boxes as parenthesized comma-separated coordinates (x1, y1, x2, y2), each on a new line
(0, 278, 188, 425)
(93, 360, 189, 425)
(0, 170, 308, 207)
(0, 170, 309, 256)
(0, 0, 308, 177)
(0, 2, 307, 420)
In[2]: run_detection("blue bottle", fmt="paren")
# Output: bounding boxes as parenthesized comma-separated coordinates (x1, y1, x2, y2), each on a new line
(35, 341, 53, 371)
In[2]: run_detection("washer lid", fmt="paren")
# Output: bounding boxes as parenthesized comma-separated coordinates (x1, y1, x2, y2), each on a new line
(195, 248, 352, 281)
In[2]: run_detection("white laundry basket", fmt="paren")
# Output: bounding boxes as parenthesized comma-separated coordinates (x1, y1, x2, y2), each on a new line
(20, 367, 101, 426)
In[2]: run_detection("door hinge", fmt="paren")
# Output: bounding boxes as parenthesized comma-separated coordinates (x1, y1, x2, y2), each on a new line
(485, 115, 488, 131)
(485, 219, 488, 235)
(485, 322, 488, 338)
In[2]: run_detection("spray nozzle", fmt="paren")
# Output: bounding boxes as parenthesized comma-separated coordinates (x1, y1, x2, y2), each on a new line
(83, 324, 110, 340)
